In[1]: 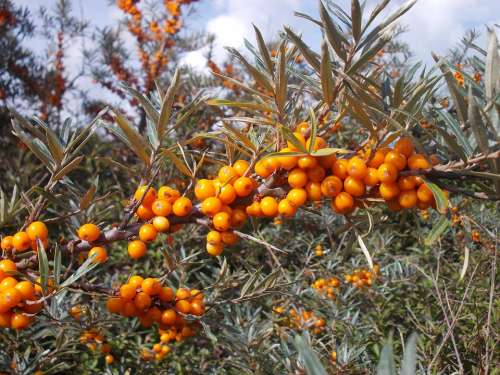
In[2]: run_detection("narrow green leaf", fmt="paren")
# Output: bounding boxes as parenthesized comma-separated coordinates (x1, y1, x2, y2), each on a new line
(158, 68, 180, 139)
(80, 184, 97, 210)
(212, 72, 272, 100)
(459, 246, 470, 282)
(485, 29, 500, 102)
(275, 42, 287, 113)
(53, 156, 84, 181)
(319, 1, 347, 61)
(222, 123, 257, 152)
(320, 40, 334, 106)
(206, 99, 274, 113)
(253, 24, 274, 73)
(113, 110, 151, 165)
(11, 120, 54, 170)
(37, 239, 49, 293)
(161, 149, 193, 177)
(284, 26, 321, 72)
(425, 216, 450, 246)
(376, 339, 397, 375)
(433, 126, 468, 162)
(310, 147, 350, 156)
(293, 334, 328, 375)
(60, 257, 99, 288)
(351, 0, 362, 42)
(53, 244, 62, 285)
(308, 108, 318, 153)
(225, 47, 274, 93)
(425, 181, 449, 214)
(436, 110, 473, 158)
(401, 333, 418, 375)
(280, 125, 308, 153)
(348, 28, 392, 74)
(121, 84, 159, 124)
(468, 86, 490, 155)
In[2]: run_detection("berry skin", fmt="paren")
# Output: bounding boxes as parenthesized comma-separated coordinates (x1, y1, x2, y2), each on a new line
(276, 148, 299, 170)
(194, 179, 216, 200)
(306, 182, 322, 201)
(158, 186, 181, 202)
(321, 176, 343, 197)
(77, 224, 101, 242)
(347, 157, 368, 179)
(398, 189, 418, 208)
(206, 242, 224, 256)
(344, 177, 365, 197)
(319, 154, 337, 169)
(12, 231, 31, 251)
(218, 166, 238, 184)
(1, 236, 14, 251)
(190, 300, 205, 316)
(246, 202, 263, 217)
(172, 197, 192, 217)
(307, 166, 326, 183)
(255, 158, 279, 178)
(134, 186, 157, 206)
(218, 184, 237, 205)
(206, 231, 222, 245)
(233, 159, 250, 177)
(0, 277, 17, 290)
(0, 259, 17, 274)
(260, 196, 279, 217)
(88, 247, 108, 264)
(278, 199, 297, 218)
(384, 151, 406, 170)
(287, 188, 307, 207)
(105, 355, 114, 365)
(1, 287, 22, 310)
(128, 240, 147, 259)
(288, 168, 308, 188)
(363, 167, 380, 186)
(379, 182, 400, 200)
(159, 286, 175, 302)
(134, 292, 152, 310)
(151, 199, 172, 216)
(0, 311, 11, 328)
(332, 159, 349, 179)
(305, 136, 327, 151)
(175, 300, 191, 314)
(394, 137, 414, 157)
(298, 155, 317, 169)
(408, 154, 431, 170)
(201, 197, 223, 216)
(377, 163, 398, 183)
(233, 176, 254, 197)
(398, 176, 417, 190)
(136, 204, 155, 220)
(142, 278, 161, 295)
(152, 216, 170, 232)
(120, 284, 137, 301)
(14, 281, 35, 300)
(106, 297, 124, 314)
(139, 224, 157, 242)
(296, 121, 310, 136)
(10, 312, 31, 330)
(26, 221, 48, 241)
(417, 184, 434, 203)
(368, 148, 391, 168)
(332, 192, 354, 214)
(213, 212, 231, 231)
(161, 309, 177, 325)
(221, 231, 238, 245)
(288, 132, 307, 151)
(129, 275, 144, 288)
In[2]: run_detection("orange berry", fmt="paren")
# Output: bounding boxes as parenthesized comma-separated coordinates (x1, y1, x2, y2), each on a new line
(23, 298, 43, 314)
(30, 237, 48, 252)
(134, 186, 157, 206)
(134, 292, 152, 310)
(385, 151, 406, 170)
(26, 221, 48, 241)
(296, 122, 310, 136)
(221, 231, 238, 245)
(158, 186, 181, 202)
(190, 300, 205, 316)
(233, 159, 250, 176)
(142, 278, 161, 295)
(172, 197, 192, 217)
(206, 242, 224, 256)
(213, 212, 231, 231)
(287, 188, 307, 207)
(260, 196, 279, 217)
(288, 132, 307, 151)
(139, 224, 157, 242)
(233, 176, 254, 197)
(194, 179, 216, 200)
(332, 159, 348, 179)
(218, 165, 238, 184)
(175, 300, 191, 314)
(277, 148, 299, 170)
(161, 309, 177, 325)
(394, 137, 414, 157)
(122, 301, 139, 317)
(344, 177, 365, 197)
(368, 148, 391, 168)
(120, 284, 137, 301)
(105, 354, 114, 365)
(10, 312, 31, 329)
(128, 240, 147, 259)
(377, 163, 398, 183)
(307, 166, 326, 183)
(398, 176, 417, 190)
(14, 281, 35, 300)
(12, 231, 31, 251)
(77, 224, 101, 242)
(305, 136, 327, 151)
(136, 204, 155, 220)
(159, 286, 175, 302)
(206, 231, 222, 245)
(0, 259, 17, 274)
(332, 192, 354, 214)
(347, 156, 368, 179)
(306, 182, 322, 201)
(151, 199, 172, 216)
(278, 199, 297, 218)
(363, 167, 380, 186)
(417, 184, 434, 203)
(129, 275, 144, 288)
(398, 189, 418, 208)
(0, 276, 17, 290)
(88, 246, 108, 263)
(0, 311, 11, 328)
(288, 168, 308, 188)
(246, 201, 263, 217)
(255, 158, 279, 178)
(379, 182, 400, 200)
(218, 184, 236, 205)
(387, 199, 403, 212)
(1, 236, 14, 251)
(318, 154, 337, 169)
(298, 155, 317, 169)
(321, 176, 343, 197)
(201, 197, 222, 216)
(408, 154, 431, 170)
(152, 216, 170, 232)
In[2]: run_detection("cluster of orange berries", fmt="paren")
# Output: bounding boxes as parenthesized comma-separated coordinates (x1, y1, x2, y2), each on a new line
(288, 308, 326, 335)
(141, 341, 171, 362)
(1, 221, 49, 253)
(0, 260, 43, 330)
(344, 265, 380, 288)
(75, 223, 110, 264)
(311, 277, 340, 300)
(79, 329, 115, 364)
(106, 276, 204, 337)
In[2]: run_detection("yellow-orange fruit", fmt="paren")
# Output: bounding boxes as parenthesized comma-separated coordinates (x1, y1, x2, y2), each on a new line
(221, 231, 238, 245)
(384, 151, 406, 171)
(128, 240, 147, 259)
(134, 186, 157, 206)
(245, 201, 262, 217)
(213, 212, 231, 231)
(377, 163, 398, 183)
(0, 236, 14, 251)
(161, 309, 177, 325)
(305, 136, 327, 151)
(136, 204, 155, 220)
(14, 281, 35, 300)
(347, 157, 368, 179)
(77, 224, 101, 242)
(139, 224, 157, 242)
(363, 167, 380, 186)
(175, 299, 191, 314)
(206, 242, 223, 256)
(151, 199, 172, 216)
(106, 297, 123, 314)
(231, 208, 247, 227)
(288, 132, 307, 151)
(159, 286, 175, 302)
(88, 246, 108, 264)
(260, 196, 279, 217)
(318, 154, 337, 169)
(288, 168, 307, 188)
(417, 184, 434, 202)
(0, 259, 16, 274)
(321, 176, 343, 197)
(218, 166, 238, 184)
(394, 137, 414, 157)
(233, 176, 254, 197)
(332, 159, 348, 179)
(287, 188, 307, 207)
(233, 159, 250, 176)
(276, 148, 298, 170)
(278, 199, 297, 218)
(255, 158, 280, 178)
(408, 154, 431, 170)
(379, 182, 400, 200)
(207, 230, 222, 245)
(306, 182, 322, 201)
(0, 276, 17, 290)
(26, 221, 48, 241)
(332, 192, 354, 214)
(398, 176, 417, 190)
(129, 275, 144, 288)
(201, 197, 222, 216)
(307, 166, 326, 183)
(172, 197, 192, 217)
(0, 311, 11, 328)
(120, 284, 137, 301)
(194, 179, 216, 200)
(10, 312, 31, 329)
(218, 184, 237, 205)
(142, 278, 161, 296)
(158, 186, 181, 202)
(152, 216, 170, 232)
(398, 189, 418, 208)
(298, 155, 317, 169)
(344, 177, 365, 197)
(12, 231, 31, 251)
(134, 292, 152, 310)
(368, 148, 391, 168)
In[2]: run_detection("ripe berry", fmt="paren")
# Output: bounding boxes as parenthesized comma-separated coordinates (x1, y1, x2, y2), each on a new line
(14, 281, 35, 300)
(377, 163, 398, 183)
(408, 154, 431, 170)
(194, 179, 216, 200)
(398, 189, 418, 208)
(88, 246, 108, 264)
(161, 309, 177, 325)
(142, 278, 161, 295)
(347, 157, 368, 179)
(305, 182, 322, 201)
(255, 158, 279, 178)
(298, 155, 317, 169)
(12, 231, 31, 251)
(10, 312, 31, 330)
(321, 176, 343, 197)
(212, 212, 231, 231)
(122, 301, 138, 317)
(218, 184, 237, 204)
(136, 204, 155, 220)
(233, 159, 250, 176)
(344, 177, 365, 197)
(288, 168, 307, 188)
(287, 188, 307, 207)
(172, 197, 192, 217)
(2, 287, 22, 310)
(221, 231, 238, 245)
(246, 202, 262, 217)
(77, 224, 101, 242)
(152, 216, 170, 232)
(1, 236, 14, 251)
(105, 354, 114, 365)
(394, 137, 414, 157)
(218, 166, 238, 184)
(134, 292, 152, 310)
(277, 148, 299, 170)
(139, 224, 157, 242)
(398, 176, 417, 190)
(201, 197, 222, 216)
(332, 159, 348, 179)
(307, 166, 326, 183)
(120, 284, 137, 301)
(233, 176, 254, 197)
(305, 136, 327, 151)
(379, 182, 400, 200)
(129, 275, 144, 288)
(158, 186, 181, 202)
(0, 259, 17, 274)
(319, 154, 337, 169)
(134, 186, 157, 206)
(288, 132, 307, 151)
(206, 231, 222, 245)
(363, 167, 380, 186)
(159, 286, 175, 302)
(175, 300, 191, 314)
(26, 221, 48, 241)
(151, 199, 172, 216)
(384, 151, 406, 170)
(0, 276, 17, 290)
(260, 196, 279, 217)
(417, 184, 434, 203)
(278, 199, 296, 218)
(106, 297, 124, 314)
(332, 192, 354, 214)
(0, 311, 11, 328)
(368, 148, 391, 168)
(128, 240, 147, 259)
(206, 242, 223, 256)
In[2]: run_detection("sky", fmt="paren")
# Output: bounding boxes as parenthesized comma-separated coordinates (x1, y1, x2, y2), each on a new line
(12, 0, 500, 103)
